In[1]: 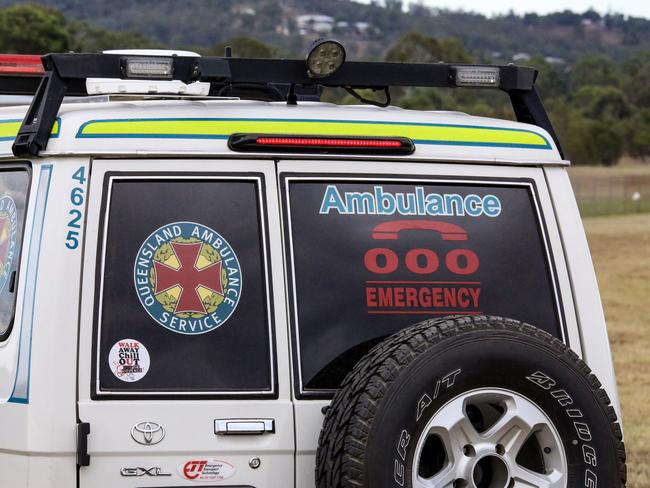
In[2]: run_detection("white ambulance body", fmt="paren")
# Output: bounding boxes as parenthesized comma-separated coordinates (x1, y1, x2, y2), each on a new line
(0, 49, 624, 488)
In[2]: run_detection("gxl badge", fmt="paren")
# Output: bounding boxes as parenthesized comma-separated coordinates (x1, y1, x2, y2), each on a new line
(121, 467, 171, 477)
(130, 421, 166, 445)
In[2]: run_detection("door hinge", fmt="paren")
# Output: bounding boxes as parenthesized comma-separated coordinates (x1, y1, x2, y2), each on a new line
(76, 422, 90, 467)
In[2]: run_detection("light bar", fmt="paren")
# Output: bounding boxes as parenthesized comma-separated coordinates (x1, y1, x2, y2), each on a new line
(0, 54, 43, 74)
(229, 134, 415, 155)
(454, 66, 500, 87)
(123, 57, 174, 79)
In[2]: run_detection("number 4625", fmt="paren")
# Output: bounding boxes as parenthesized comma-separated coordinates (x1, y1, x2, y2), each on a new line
(65, 167, 87, 250)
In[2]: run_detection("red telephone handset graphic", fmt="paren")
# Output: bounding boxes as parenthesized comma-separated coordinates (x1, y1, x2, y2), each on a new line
(365, 220, 478, 275)
(371, 220, 468, 242)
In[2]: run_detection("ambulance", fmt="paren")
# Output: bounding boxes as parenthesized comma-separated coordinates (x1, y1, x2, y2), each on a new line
(0, 42, 625, 487)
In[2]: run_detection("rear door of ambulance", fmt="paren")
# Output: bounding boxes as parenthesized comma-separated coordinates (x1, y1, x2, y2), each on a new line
(279, 159, 580, 486)
(77, 159, 293, 487)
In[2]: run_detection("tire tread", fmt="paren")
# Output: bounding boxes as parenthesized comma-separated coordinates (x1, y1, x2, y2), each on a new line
(315, 315, 627, 487)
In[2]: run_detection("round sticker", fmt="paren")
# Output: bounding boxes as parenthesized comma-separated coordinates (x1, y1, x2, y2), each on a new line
(133, 221, 242, 335)
(108, 339, 150, 382)
(0, 196, 18, 294)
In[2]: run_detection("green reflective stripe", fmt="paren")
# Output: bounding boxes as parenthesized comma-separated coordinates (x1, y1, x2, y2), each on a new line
(0, 120, 21, 140)
(0, 118, 60, 141)
(77, 118, 551, 149)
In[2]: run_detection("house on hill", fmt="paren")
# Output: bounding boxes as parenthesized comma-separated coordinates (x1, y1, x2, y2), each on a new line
(296, 14, 335, 35)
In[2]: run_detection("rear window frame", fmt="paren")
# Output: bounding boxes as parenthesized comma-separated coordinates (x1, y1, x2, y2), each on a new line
(281, 172, 568, 399)
(0, 162, 32, 343)
(91, 171, 278, 400)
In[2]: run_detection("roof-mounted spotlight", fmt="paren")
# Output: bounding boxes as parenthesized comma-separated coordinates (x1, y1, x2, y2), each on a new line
(306, 39, 346, 78)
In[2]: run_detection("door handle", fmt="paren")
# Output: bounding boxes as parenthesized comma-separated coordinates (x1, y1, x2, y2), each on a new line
(214, 418, 275, 435)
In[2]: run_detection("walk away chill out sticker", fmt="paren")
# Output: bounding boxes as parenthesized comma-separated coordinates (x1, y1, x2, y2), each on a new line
(134, 222, 242, 335)
(0, 196, 18, 294)
(108, 339, 150, 382)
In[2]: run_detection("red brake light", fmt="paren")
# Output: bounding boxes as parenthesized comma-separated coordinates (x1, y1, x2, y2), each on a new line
(0, 54, 44, 74)
(256, 137, 403, 148)
(229, 134, 415, 155)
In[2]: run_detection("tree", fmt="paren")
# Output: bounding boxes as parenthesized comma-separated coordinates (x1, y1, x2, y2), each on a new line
(622, 109, 650, 159)
(0, 4, 69, 53)
(545, 10, 582, 27)
(523, 13, 539, 26)
(582, 9, 601, 22)
(622, 51, 650, 107)
(384, 32, 473, 112)
(587, 121, 624, 166)
(528, 55, 567, 100)
(550, 105, 624, 165)
(384, 0, 403, 13)
(394, 87, 444, 110)
(207, 37, 274, 58)
(69, 21, 161, 52)
(571, 54, 619, 90)
(573, 85, 631, 120)
(627, 123, 650, 160)
(385, 32, 472, 63)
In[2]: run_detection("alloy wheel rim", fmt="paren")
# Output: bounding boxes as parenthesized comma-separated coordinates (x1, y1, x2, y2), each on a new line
(411, 388, 567, 488)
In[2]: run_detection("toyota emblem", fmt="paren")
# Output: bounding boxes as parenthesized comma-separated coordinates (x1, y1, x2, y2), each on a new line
(131, 422, 166, 445)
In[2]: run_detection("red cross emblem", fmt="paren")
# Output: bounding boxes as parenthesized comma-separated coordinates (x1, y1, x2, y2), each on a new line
(153, 241, 223, 314)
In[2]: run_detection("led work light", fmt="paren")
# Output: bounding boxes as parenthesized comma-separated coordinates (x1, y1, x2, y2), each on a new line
(454, 66, 500, 87)
(123, 57, 174, 79)
(306, 39, 346, 78)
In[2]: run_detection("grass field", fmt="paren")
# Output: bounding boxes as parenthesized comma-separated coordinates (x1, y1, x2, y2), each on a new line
(585, 213, 650, 487)
(569, 164, 650, 217)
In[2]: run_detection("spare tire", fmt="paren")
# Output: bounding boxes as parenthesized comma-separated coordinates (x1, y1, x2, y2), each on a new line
(316, 315, 626, 488)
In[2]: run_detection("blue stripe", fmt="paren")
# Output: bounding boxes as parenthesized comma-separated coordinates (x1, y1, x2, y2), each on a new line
(8, 164, 53, 404)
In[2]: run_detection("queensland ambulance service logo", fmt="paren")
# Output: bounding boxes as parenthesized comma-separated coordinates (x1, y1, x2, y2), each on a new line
(134, 222, 242, 335)
(0, 196, 18, 294)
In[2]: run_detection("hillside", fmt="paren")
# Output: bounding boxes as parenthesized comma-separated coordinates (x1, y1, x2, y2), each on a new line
(0, 1, 648, 167)
(0, 0, 649, 62)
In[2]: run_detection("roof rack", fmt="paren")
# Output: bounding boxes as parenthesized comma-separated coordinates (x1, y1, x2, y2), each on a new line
(0, 52, 563, 158)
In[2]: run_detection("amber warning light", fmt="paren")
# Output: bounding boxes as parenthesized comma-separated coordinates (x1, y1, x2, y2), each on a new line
(0, 54, 44, 74)
(229, 134, 415, 155)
